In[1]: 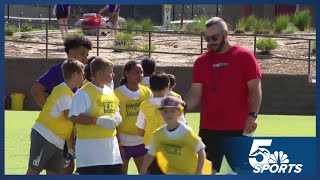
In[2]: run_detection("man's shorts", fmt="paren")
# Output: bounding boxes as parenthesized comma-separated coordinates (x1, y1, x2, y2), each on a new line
(28, 129, 64, 173)
(122, 144, 147, 159)
(199, 129, 244, 172)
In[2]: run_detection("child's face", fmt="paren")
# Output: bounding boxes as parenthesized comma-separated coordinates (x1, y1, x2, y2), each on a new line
(69, 46, 90, 63)
(125, 65, 143, 85)
(101, 65, 115, 85)
(73, 70, 84, 87)
(159, 107, 182, 124)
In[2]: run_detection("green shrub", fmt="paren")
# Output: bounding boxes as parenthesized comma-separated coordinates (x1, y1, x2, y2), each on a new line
(138, 44, 156, 52)
(244, 15, 256, 32)
(5, 25, 18, 36)
(256, 37, 278, 54)
(140, 19, 154, 31)
(235, 17, 246, 33)
(293, 9, 311, 31)
(186, 16, 208, 33)
(20, 23, 33, 32)
(274, 15, 290, 33)
(114, 32, 135, 47)
(283, 26, 297, 34)
(253, 18, 272, 34)
(123, 18, 137, 32)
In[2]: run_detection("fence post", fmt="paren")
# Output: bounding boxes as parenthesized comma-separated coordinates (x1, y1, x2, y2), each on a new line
(200, 34, 203, 54)
(148, 31, 151, 58)
(253, 35, 257, 56)
(96, 28, 99, 56)
(7, 4, 9, 22)
(45, 23, 48, 58)
(308, 39, 311, 75)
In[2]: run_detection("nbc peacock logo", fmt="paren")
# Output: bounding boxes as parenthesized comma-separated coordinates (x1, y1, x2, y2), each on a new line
(248, 139, 303, 173)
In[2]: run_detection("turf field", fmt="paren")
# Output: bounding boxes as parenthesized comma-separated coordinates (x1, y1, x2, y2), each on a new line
(4, 110, 316, 175)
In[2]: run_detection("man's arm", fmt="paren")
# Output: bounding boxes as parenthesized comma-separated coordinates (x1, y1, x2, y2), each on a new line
(30, 82, 48, 109)
(245, 78, 262, 134)
(185, 83, 203, 111)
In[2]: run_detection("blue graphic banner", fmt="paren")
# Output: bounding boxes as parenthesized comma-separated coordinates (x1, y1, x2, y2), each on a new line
(223, 137, 316, 175)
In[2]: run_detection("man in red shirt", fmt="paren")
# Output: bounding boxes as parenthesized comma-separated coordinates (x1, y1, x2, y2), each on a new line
(186, 17, 262, 174)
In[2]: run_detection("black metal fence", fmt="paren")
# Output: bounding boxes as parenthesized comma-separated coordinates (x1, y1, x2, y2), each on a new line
(5, 19, 316, 76)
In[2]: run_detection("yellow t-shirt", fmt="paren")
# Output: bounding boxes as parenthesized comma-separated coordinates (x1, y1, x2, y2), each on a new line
(139, 99, 164, 146)
(168, 90, 182, 99)
(114, 85, 152, 135)
(151, 123, 210, 174)
(36, 83, 74, 140)
(75, 83, 119, 139)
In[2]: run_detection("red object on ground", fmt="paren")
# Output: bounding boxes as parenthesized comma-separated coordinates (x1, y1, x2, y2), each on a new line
(81, 13, 107, 31)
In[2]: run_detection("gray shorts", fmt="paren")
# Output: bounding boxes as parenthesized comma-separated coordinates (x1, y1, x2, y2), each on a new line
(28, 129, 64, 173)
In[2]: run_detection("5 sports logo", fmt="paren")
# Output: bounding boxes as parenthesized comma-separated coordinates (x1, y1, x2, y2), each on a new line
(248, 139, 303, 173)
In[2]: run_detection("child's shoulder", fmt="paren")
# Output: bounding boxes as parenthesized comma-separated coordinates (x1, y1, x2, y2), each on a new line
(51, 82, 71, 95)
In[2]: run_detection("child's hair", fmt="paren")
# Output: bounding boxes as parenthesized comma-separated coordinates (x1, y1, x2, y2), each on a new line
(63, 35, 93, 54)
(141, 58, 156, 76)
(120, 60, 140, 86)
(167, 74, 176, 88)
(62, 58, 85, 80)
(90, 57, 113, 78)
(149, 71, 169, 92)
(84, 56, 96, 81)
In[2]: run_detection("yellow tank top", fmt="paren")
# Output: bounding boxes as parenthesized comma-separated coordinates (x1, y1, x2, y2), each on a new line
(168, 91, 182, 99)
(36, 83, 74, 140)
(75, 83, 119, 139)
(114, 85, 152, 135)
(153, 127, 200, 174)
(139, 99, 164, 145)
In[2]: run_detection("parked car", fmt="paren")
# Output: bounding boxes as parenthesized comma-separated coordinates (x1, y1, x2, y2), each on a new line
(159, 20, 194, 31)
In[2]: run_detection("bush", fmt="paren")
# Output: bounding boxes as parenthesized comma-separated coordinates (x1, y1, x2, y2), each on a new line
(244, 15, 256, 32)
(253, 18, 272, 34)
(256, 37, 278, 54)
(138, 44, 156, 52)
(293, 9, 311, 31)
(20, 23, 33, 32)
(274, 15, 290, 33)
(283, 26, 297, 34)
(5, 25, 18, 36)
(140, 19, 154, 31)
(114, 32, 135, 47)
(235, 17, 246, 33)
(123, 18, 137, 32)
(186, 16, 208, 33)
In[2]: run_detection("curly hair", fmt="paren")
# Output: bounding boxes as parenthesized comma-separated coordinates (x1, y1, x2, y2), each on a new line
(63, 35, 93, 54)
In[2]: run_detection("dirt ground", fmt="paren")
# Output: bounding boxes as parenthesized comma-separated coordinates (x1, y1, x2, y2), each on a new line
(5, 30, 316, 77)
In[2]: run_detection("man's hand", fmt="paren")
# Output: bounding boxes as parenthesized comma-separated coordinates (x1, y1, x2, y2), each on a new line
(244, 116, 257, 135)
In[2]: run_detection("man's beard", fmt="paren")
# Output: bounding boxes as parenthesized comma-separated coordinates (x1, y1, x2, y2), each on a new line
(208, 36, 225, 53)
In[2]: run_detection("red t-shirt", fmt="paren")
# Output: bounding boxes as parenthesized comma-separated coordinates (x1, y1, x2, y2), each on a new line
(192, 45, 262, 130)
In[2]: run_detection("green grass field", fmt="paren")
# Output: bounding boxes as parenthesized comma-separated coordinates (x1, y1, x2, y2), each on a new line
(4, 110, 315, 175)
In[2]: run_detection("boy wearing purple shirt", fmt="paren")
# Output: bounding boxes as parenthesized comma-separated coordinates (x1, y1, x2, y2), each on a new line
(31, 35, 93, 174)
(32, 35, 92, 109)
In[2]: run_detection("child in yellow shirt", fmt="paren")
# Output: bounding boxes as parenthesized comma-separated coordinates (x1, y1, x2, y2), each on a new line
(140, 96, 206, 175)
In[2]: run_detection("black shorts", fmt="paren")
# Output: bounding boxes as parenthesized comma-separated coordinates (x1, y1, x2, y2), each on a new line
(56, 12, 68, 20)
(199, 129, 244, 173)
(77, 164, 123, 174)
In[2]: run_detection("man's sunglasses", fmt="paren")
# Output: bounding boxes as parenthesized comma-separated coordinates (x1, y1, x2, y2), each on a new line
(204, 32, 223, 42)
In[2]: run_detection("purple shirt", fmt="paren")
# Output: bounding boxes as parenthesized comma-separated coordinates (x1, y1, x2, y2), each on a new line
(36, 63, 77, 94)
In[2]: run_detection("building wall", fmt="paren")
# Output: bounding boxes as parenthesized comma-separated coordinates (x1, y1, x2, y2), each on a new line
(5, 57, 315, 115)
